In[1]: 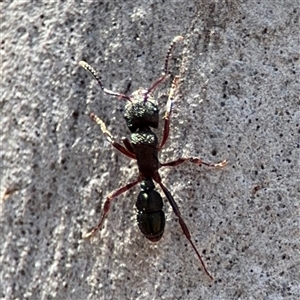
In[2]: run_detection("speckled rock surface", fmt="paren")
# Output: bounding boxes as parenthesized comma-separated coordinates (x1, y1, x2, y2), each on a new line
(1, 1, 299, 299)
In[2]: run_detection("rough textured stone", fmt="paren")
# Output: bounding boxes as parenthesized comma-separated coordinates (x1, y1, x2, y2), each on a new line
(1, 1, 299, 299)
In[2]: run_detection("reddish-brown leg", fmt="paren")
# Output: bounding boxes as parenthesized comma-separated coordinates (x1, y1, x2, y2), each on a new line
(156, 179, 214, 280)
(85, 177, 142, 238)
(158, 75, 180, 151)
(90, 113, 136, 159)
(122, 137, 135, 154)
(161, 157, 227, 168)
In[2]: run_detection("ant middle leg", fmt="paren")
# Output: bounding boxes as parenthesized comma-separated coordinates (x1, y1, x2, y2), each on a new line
(161, 157, 227, 168)
(85, 177, 142, 238)
(159, 76, 180, 150)
(90, 113, 136, 159)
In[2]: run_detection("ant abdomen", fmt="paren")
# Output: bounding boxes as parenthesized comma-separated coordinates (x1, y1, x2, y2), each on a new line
(136, 179, 165, 242)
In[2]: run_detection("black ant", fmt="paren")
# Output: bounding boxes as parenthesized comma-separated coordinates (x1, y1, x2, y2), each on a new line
(79, 36, 227, 280)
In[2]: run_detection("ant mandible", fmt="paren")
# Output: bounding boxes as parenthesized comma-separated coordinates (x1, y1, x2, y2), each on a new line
(79, 36, 227, 280)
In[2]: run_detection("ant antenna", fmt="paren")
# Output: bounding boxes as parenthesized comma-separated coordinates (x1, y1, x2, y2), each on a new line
(144, 35, 183, 102)
(79, 61, 131, 101)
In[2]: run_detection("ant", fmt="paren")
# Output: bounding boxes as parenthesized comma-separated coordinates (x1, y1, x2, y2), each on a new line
(79, 36, 227, 280)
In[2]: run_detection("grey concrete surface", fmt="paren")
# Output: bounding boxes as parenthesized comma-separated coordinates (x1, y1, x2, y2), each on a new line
(1, 1, 299, 299)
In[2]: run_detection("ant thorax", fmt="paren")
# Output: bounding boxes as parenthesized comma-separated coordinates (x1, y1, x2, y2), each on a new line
(124, 88, 159, 133)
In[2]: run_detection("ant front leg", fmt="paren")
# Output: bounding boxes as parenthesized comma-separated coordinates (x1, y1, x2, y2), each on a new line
(159, 76, 180, 151)
(85, 177, 142, 238)
(90, 113, 136, 159)
(161, 157, 227, 168)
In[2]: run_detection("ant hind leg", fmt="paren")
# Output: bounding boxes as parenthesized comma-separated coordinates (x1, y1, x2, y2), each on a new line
(157, 180, 214, 280)
(85, 177, 141, 238)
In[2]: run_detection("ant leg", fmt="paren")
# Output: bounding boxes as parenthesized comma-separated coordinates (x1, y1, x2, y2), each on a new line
(144, 36, 183, 101)
(90, 113, 136, 159)
(122, 137, 135, 154)
(159, 76, 180, 150)
(85, 177, 142, 238)
(79, 61, 131, 101)
(161, 157, 227, 168)
(157, 180, 214, 280)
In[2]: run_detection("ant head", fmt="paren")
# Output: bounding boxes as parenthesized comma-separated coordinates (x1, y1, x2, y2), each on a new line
(124, 88, 159, 132)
